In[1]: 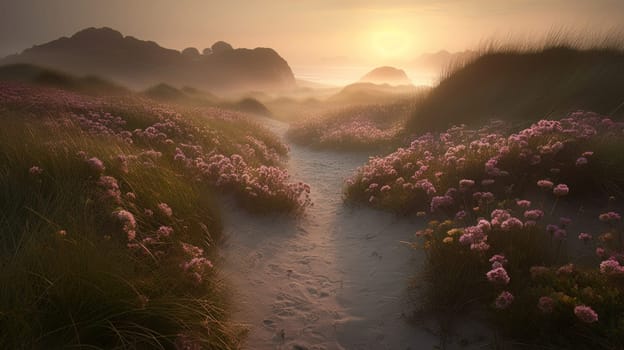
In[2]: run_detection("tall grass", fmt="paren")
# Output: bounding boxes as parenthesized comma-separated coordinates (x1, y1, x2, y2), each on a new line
(0, 82, 311, 348)
(407, 30, 624, 133)
(345, 113, 624, 348)
(0, 118, 242, 348)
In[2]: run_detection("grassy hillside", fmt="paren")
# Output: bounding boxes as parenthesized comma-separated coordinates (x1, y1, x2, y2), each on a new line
(287, 99, 419, 150)
(345, 113, 624, 348)
(0, 82, 309, 348)
(0, 63, 128, 95)
(406, 46, 624, 133)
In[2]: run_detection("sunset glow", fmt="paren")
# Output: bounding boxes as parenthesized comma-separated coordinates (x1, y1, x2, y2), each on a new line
(1, 1, 624, 349)
(371, 28, 411, 59)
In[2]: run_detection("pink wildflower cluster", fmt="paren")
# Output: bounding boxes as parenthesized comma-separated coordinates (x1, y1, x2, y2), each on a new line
(180, 242, 214, 284)
(29, 165, 43, 176)
(288, 101, 414, 149)
(347, 111, 621, 213)
(489, 254, 508, 268)
(113, 209, 137, 241)
(158, 202, 173, 217)
(1, 82, 310, 212)
(574, 305, 598, 323)
(486, 266, 510, 285)
(97, 175, 122, 203)
(599, 211, 621, 222)
(495, 291, 514, 309)
(599, 259, 624, 275)
(195, 153, 311, 209)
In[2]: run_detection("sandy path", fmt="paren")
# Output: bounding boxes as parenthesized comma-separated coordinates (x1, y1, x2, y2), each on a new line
(220, 119, 484, 349)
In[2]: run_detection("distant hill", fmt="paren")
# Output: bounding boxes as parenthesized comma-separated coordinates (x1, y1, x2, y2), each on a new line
(0, 63, 128, 95)
(1, 27, 296, 93)
(406, 47, 624, 133)
(329, 82, 426, 105)
(359, 66, 411, 85)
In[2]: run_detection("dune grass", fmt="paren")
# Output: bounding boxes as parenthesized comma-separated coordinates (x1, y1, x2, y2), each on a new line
(0, 63, 129, 96)
(345, 112, 624, 348)
(0, 120, 239, 348)
(287, 99, 419, 151)
(0, 82, 310, 348)
(406, 33, 624, 133)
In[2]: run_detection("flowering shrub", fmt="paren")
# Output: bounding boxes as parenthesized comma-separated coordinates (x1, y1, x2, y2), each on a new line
(346, 112, 624, 212)
(0, 82, 310, 213)
(287, 100, 414, 150)
(0, 83, 322, 348)
(381, 112, 624, 347)
(418, 205, 624, 347)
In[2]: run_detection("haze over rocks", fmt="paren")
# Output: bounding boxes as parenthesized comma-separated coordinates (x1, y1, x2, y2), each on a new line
(1, 27, 296, 93)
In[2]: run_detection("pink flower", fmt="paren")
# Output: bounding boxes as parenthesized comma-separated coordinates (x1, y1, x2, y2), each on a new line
(477, 219, 492, 232)
(470, 241, 490, 251)
(557, 263, 574, 275)
(596, 247, 606, 258)
(578, 233, 592, 242)
(113, 209, 136, 241)
(495, 291, 514, 309)
(481, 179, 495, 186)
(560, 217, 572, 226)
(380, 185, 391, 192)
(599, 259, 624, 275)
(574, 305, 598, 323)
(537, 296, 554, 314)
(575, 157, 588, 166)
(97, 176, 121, 203)
(501, 217, 523, 231)
(599, 212, 621, 222)
(158, 203, 173, 217)
(459, 179, 475, 190)
(489, 254, 508, 268)
(524, 210, 544, 220)
(29, 166, 43, 175)
(553, 229, 567, 240)
(516, 200, 531, 208)
(87, 157, 106, 173)
(537, 179, 554, 189)
(156, 226, 174, 238)
(459, 233, 474, 245)
(486, 267, 510, 285)
(430, 195, 454, 212)
(553, 184, 569, 196)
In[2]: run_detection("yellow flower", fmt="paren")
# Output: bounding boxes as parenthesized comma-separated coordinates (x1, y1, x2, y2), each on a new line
(439, 220, 453, 230)
(447, 228, 464, 236)
(428, 220, 440, 228)
(600, 232, 614, 242)
(554, 292, 575, 305)
(442, 237, 453, 244)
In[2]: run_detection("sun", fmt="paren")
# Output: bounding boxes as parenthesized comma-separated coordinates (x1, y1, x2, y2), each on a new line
(372, 29, 410, 58)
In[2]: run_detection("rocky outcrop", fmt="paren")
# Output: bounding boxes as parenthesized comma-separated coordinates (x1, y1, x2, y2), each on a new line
(359, 66, 411, 85)
(1, 27, 296, 92)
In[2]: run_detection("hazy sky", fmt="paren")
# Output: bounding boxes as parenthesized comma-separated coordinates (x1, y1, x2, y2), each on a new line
(1, 0, 623, 68)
